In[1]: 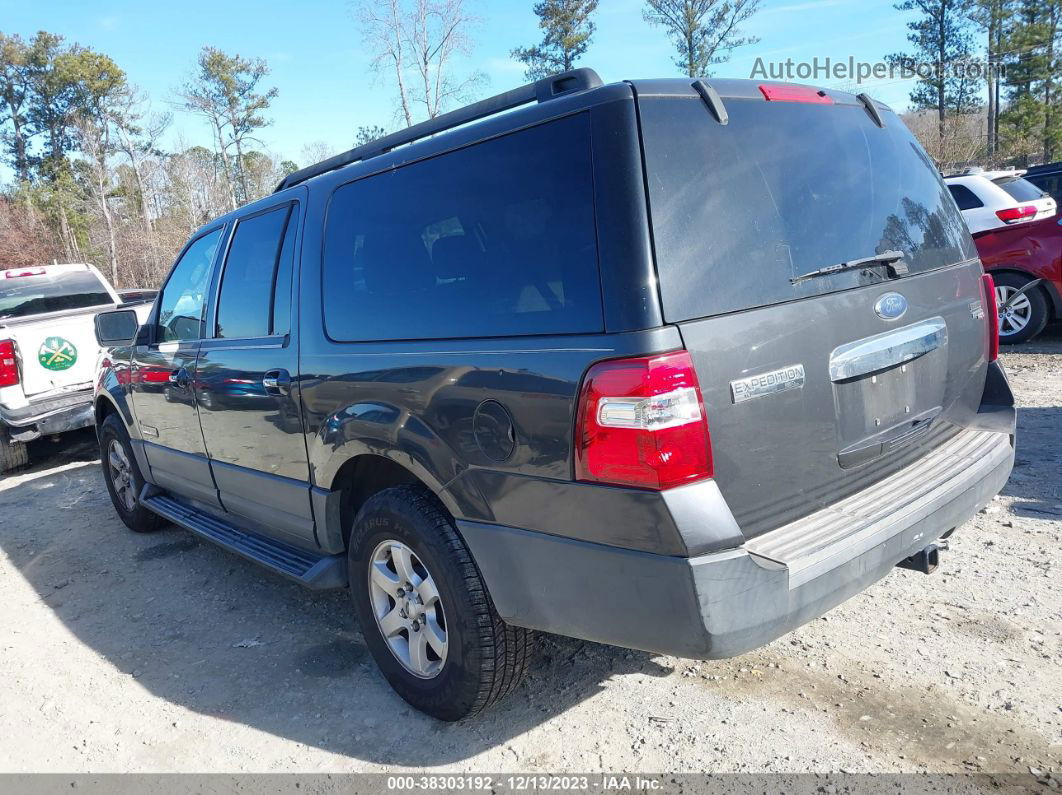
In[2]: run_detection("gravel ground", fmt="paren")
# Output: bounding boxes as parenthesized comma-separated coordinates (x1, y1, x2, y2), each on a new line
(0, 330, 1059, 776)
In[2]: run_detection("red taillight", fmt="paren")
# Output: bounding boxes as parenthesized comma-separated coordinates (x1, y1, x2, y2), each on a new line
(0, 339, 19, 387)
(3, 268, 46, 279)
(574, 350, 713, 491)
(981, 274, 999, 363)
(995, 205, 1037, 223)
(759, 84, 834, 104)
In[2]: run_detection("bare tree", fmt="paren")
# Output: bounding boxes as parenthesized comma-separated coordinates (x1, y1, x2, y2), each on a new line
(356, 0, 483, 125)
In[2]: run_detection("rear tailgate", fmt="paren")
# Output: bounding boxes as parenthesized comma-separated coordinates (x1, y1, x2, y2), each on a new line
(3, 309, 107, 398)
(637, 84, 991, 538)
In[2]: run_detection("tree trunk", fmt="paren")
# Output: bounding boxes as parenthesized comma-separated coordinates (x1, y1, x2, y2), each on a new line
(211, 117, 238, 212)
(986, 15, 997, 157)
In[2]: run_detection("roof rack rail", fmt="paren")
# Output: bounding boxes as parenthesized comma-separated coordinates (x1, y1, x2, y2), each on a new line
(274, 67, 603, 192)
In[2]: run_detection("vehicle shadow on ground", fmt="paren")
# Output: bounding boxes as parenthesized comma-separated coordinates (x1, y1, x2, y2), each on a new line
(0, 433, 672, 765)
(1001, 406, 1062, 512)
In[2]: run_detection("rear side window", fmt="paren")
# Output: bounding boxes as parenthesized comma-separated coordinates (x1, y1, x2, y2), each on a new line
(995, 176, 1047, 203)
(216, 204, 298, 339)
(322, 113, 602, 341)
(0, 269, 112, 320)
(948, 184, 984, 210)
(640, 97, 977, 322)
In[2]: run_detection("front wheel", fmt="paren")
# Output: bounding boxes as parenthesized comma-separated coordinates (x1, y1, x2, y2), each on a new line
(994, 273, 1050, 345)
(99, 413, 162, 533)
(348, 485, 533, 720)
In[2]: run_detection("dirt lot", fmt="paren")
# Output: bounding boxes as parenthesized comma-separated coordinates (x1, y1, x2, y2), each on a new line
(1, 332, 1059, 776)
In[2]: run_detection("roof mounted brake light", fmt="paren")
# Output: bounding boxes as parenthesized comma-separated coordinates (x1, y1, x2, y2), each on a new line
(4, 268, 46, 279)
(759, 84, 834, 104)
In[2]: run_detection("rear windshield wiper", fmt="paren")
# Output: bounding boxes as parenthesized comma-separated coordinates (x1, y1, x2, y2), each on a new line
(790, 250, 908, 284)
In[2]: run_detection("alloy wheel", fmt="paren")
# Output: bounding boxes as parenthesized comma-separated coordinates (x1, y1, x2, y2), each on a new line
(995, 284, 1032, 338)
(367, 539, 448, 679)
(107, 440, 136, 512)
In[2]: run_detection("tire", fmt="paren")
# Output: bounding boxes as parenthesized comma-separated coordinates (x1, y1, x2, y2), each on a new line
(99, 413, 162, 533)
(994, 272, 1050, 345)
(0, 431, 29, 473)
(348, 485, 533, 721)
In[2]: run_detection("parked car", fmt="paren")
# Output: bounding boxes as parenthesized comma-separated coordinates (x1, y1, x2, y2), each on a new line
(93, 71, 1015, 720)
(1023, 161, 1062, 203)
(974, 213, 1062, 343)
(945, 168, 1055, 234)
(0, 263, 151, 472)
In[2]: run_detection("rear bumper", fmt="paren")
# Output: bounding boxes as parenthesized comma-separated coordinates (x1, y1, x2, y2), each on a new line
(0, 389, 95, 440)
(459, 428, 1014, 659)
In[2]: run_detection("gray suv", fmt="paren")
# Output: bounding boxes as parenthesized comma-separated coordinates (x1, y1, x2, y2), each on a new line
(93, 69, 1016, 720)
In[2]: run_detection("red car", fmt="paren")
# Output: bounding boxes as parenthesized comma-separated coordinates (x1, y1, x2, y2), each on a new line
(974, 214, 1062, 343)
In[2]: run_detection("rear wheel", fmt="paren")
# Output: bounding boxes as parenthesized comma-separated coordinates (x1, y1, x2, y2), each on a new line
(99, 413, 162, 533)
(348, 485, 533, 721)
(0, 431, 29, 473)
(994, 272, 1050, 345)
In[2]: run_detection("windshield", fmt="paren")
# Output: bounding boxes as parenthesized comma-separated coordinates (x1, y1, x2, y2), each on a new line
(639, 96, 977, 321)
(0, 269, 113, 319)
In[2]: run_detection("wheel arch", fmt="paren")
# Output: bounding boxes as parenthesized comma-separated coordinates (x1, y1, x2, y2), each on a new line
(315, 453, 464, 553)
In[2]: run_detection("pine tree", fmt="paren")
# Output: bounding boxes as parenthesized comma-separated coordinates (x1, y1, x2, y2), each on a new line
(511, 0, 599, 81)
(1000, 0, 1062, 162)
(642, 0, 761, 78)
(888, 0, 979, 154)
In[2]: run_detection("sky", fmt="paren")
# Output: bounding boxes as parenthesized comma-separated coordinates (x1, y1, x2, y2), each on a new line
(1, 0, 959, 176)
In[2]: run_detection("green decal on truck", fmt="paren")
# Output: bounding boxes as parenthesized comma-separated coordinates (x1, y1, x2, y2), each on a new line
(38, 337, 78, 371)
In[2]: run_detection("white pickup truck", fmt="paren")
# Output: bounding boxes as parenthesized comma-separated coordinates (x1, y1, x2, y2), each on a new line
(0, 263, 152, 472)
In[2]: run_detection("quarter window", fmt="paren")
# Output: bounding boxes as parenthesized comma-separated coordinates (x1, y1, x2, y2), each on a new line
(321, 113, 602, 341)
(157, 228, 223, 343)
(948, 184, 984, 211)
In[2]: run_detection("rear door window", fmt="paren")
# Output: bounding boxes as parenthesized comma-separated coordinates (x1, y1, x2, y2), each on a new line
(215, 204, 298, 339)
(321, 113, 602, 341)
(639, 96, 977, 322)
(948, 184, 984, 210)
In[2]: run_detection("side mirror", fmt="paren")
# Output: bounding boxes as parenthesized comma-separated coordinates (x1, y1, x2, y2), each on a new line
(95, 309, 140, 347)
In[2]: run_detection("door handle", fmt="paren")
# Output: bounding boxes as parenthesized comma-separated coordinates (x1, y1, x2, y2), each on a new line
(263, 368, 291, 395)
(168, 368, 190, 388)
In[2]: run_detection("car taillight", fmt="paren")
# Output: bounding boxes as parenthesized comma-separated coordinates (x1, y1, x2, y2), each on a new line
(0, 339, 19, 387)
(995, 205, 1037, 223)
(981, 273, 999, 363)
(574, 350, 713, 491)
(759, 84, 834, 104)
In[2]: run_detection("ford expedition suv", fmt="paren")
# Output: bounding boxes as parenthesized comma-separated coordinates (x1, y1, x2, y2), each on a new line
(93, 70, 1016, 721)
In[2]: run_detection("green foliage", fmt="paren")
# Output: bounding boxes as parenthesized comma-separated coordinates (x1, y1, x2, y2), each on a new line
(180, 46, 278, 205)
(512, 0, 599, 80)
(355, 124, 387, 146)
(889, 0, 979, 115)
(643, 0, 761, 78)
(999, 0, 1062, 160)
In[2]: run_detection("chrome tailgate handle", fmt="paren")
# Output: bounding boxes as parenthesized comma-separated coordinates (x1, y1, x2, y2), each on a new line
(829, 317, 947, 382)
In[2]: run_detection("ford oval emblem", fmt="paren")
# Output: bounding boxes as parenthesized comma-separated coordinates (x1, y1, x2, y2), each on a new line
(875, 292, 908, 321)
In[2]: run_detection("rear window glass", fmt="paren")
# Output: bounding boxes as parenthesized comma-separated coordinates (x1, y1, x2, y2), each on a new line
(322, 113, 602, 341)
(640, 97, 977, 321)
(995, 176, 1047, 203)
(0, 269, 112, 320)
(948, 184, 984, 210)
